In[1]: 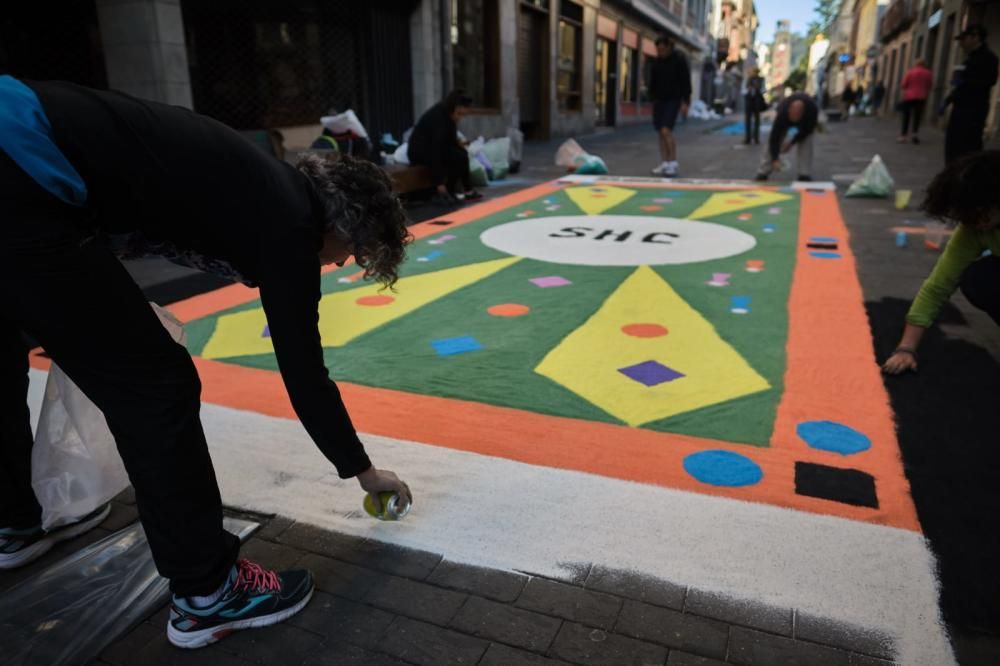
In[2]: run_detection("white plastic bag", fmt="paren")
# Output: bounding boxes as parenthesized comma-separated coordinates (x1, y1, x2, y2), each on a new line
(319, 110, 369, 138)
(846, 154, 895, 198)
(31, 304, 185, 529)
(555, 138, 587, 168)
(392, 142, 410, 165)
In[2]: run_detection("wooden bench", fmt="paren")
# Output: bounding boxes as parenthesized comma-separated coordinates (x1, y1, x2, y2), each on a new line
(383, 163, 433, 195)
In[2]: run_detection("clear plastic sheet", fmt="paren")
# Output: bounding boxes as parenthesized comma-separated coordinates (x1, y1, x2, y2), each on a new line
(0, 517, 258, 665)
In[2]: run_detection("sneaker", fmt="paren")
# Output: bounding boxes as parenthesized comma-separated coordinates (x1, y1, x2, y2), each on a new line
(650, 162, 669, 175)
(463, 190, 484, 202)
(911, 135, 920, 144)
(0, 504, 111, 570)
(663, 162, 679, 178)
(754, 173, 769, 181)
(167, 559, 314, 649)
(796, 175, 813, 182)
(896, 135, 908, 143)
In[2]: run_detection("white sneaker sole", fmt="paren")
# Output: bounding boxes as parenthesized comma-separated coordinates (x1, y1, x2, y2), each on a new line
(0, 504, 111, 570)
(167, 586, 314, 649)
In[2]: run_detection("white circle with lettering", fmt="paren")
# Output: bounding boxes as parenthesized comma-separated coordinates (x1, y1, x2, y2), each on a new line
(479, 215, 757, 266)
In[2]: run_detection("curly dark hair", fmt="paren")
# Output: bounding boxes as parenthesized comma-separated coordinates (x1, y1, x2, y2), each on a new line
(297, 153, 411, 287)
(921, 150, 1000, 227)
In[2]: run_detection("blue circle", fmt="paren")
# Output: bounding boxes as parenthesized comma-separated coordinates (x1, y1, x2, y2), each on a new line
(796, 421, 871, 456)
(809, 251, 842, 259)
(683, 450, 763, 487)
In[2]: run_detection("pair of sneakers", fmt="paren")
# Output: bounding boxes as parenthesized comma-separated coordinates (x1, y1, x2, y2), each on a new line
(651, 161, 679, 177)
(0, 505, 313, 650)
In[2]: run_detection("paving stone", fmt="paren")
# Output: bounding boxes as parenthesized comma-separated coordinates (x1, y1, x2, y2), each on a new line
(666, 650, 729, 666)
(449, 595, 562, 652)
(616, 600, 729, 660)
(298, 552, 382, 601)
(516, 577, 623, 630)
(101, 501, 140, 531)
(302, 641, 409, 665)
(684, 589, 792, 636)
(101, 621, 249, 666)
(586, 566, 686, 610)
(479, 642, 575, 665)
(238, 537, 306, 570)
(549, 621, 668, 666)
(427, 559, 528, 602)
(217, 621, 325, 664)
(794, 611, 895, 660)
(288, 590, 395, 649)
(363, 573, 468, 625)
(254, 515, 295, 542)
(379, 616, 489, 665)
(728, 626, 851, 666)
(279, 523, 442, 580)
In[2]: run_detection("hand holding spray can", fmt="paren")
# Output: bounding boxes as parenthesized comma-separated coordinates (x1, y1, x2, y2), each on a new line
(364, 492, 412, 521)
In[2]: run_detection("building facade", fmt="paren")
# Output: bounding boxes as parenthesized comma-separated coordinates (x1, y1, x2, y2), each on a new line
(770, 20, 793, 94)
(1, 0, 715, 148)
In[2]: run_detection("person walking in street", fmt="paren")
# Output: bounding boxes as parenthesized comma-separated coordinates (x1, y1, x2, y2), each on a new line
(0, 75, 413, 648)
(407, 89, 483, 204)
(898, 59, 932, 143)
(648, 35, 692, 177)
(884, 151, 1000, 374)
(941, 24, 998, 163)
(871, 80, 886, 116)
(743, 67, 766, 145)
(754, 92, 819, 182)
(841, 82, 857, 119)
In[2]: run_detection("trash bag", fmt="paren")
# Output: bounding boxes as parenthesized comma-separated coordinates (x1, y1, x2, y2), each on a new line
(481, 137, 510, 180)
(469, 156, 489, 187)
(555, 138, 587, 168)
(31, 303, 185, 530)
(574, 154, 609, 175)
(320, 109, 369, 138)
(392, 142, 410, 165)
(846, 154, 894, 198)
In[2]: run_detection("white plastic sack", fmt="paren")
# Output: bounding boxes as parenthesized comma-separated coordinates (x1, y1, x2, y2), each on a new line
(506, 127, 524, 163)
(482, 137, 510, 179)
(31, 304, 186, 530)
(319, 110, 369, 138)
(392, 142, 410, 165)
(846, 154, 895, 198)
(555, 138, 586, 168)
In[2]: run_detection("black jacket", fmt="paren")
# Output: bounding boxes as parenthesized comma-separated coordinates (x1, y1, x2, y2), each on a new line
(648, 52, 692, 103)
(949, 45, 999, 113)
(407, 102, 459, 186)
(769, 93, 819, 161)
(27, 80, 372, 479)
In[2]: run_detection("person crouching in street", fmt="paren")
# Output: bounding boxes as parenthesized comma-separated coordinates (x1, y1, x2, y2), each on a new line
(0, 75, 413, 649)
(754, 93, 819, 182)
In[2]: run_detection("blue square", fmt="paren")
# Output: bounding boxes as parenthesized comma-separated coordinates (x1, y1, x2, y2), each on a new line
(432, 336, 483, 357)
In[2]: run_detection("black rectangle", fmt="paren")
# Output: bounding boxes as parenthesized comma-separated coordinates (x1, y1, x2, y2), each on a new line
(794, 462, 879, 508)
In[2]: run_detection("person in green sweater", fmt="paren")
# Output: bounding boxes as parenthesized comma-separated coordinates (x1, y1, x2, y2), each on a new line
(884, 151, 1000, 374)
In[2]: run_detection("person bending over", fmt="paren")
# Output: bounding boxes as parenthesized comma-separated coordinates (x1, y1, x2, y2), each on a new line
(755, 93, 819, 182)
(407, 89, 482, 203)
(884, 151, 1000, 374)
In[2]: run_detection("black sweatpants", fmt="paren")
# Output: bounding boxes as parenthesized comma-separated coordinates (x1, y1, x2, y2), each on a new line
(899, 99, 925, 135)
(945, 106, 987, 164)
(0, 152, 238, 595)
(444, 145, 472, 194)
(960, 255, 1000, 325)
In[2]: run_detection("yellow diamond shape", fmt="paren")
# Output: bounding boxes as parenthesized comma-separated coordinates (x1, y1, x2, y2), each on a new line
(565, 185, 637, 215)
(200, 257, 521, 360)
(687, 189, 793, 220)
(535, 266, 770, 426)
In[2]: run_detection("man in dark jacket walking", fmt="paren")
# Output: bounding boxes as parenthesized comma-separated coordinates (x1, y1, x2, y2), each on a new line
(942, 24, 998, 164)
(754, 92, 819, 181)
(648, 36, 691, 177)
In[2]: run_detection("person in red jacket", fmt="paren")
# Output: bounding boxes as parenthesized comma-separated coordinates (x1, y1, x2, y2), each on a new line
(898, 59, 932, 144)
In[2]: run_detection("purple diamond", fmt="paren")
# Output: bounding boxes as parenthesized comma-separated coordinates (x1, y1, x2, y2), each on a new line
(618, 360, 685, 387)
(530, 276, 572, 288)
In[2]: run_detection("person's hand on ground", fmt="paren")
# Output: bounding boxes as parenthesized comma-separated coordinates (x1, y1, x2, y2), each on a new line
(882, 350, 918, 375)
(357, 466, 412, 510)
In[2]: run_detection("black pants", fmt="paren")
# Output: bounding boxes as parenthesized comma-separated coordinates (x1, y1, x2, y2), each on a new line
(0, 152, 238, 596)
(744, 109, 760, 143)
(960, 256, 1000, 325)
(900, 99, 925, 135)
(945, 105, 987, 164)
(444, 145, 472, 194)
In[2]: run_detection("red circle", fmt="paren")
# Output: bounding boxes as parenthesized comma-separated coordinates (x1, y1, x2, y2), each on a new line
(356, 295, 395, 306)
(621, 323, 669, 338)
(488, 303, 531, 317)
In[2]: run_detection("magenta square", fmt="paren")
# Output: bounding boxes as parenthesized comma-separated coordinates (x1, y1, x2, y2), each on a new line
(618, 360, 685, 386)
(530, 276, 572, 288)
